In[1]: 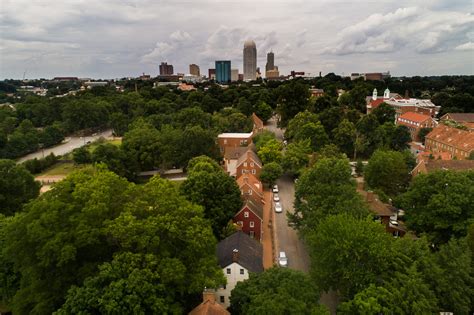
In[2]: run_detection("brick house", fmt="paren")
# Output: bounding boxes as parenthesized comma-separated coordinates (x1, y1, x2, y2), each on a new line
(396, 111, 437, 142)
(440, 113, 474, 130)
(365, 191, 406, 237)
(189, 289, 230, 315)
(251, 113, 264, 133)
(411, 159, 474, 177)
(215, 231, 263, 308)
(236, 149, 262, 179)
(236, 174, 264, 205)
(425, 125, 474, 160)
(223, 147, 248, 177)
(233, 199, 263, 241)
(217, 132, 253, 156)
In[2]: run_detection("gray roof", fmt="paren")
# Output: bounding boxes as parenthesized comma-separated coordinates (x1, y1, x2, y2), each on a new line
(216, 231, 263, 273)
(223, 146, 248, 160)
(441, 113, 474, 123)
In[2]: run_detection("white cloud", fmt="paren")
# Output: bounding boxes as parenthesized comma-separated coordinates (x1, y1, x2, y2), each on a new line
(170, 30, 191, 42)
(325, 7, 474, 55)
(454, 41, 474, 51)
(141, 42, 174, 63)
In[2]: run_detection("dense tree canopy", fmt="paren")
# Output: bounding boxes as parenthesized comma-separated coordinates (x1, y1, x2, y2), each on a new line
(230, 268, 329, 315)
(398, 170, 474, 244)
(0, 159, 40, 216)
(2, 168, 223, 314)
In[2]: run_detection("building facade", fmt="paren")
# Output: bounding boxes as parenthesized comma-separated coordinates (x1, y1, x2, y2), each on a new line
(425, 125, 474, 160)
(189, 64, 200, 76)
(233, 200, 263, 240)
(159, 62, 174, 75)
(236, 149, 262, 179)
(208, 68, 216, 80)
(231, 69, 239, 82)
(243, 40, 257, 81)
(217, 132, 253, 155)
(396, 112, 437, 142)
(265, 51, 274, 72)
(215, 60, 231, 83)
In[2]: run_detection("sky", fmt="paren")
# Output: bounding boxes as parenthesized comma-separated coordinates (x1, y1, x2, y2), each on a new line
(1, 0, 473, 79)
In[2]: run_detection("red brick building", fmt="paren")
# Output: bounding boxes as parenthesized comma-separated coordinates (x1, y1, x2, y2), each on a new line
(396, 112, 437, 141)
(425, 125, 474, 160)
(236, 149, 262, 179)
(217, 133, 253, 156)
(236, 174, 264, 205)
(233, 199, 263, 240)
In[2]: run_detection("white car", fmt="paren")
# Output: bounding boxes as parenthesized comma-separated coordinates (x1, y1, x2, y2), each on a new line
(274, 202, 282, 213)
(273, 193, 280, 202)
(272, 185, 279, 193)
(278, 251, 288, 267)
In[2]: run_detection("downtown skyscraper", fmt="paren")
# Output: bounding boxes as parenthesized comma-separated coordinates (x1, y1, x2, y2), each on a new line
(243, 40, 257, 81)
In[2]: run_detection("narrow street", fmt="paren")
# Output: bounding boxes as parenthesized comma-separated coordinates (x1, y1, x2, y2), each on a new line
(265, 116, 338, 314)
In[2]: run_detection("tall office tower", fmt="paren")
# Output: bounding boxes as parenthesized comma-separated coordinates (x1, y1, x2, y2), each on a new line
(265, 51, 274, 72)
(189, 64, 200, 76)
(159, 62, 174, 75)
(215, 60, 231, 83)
(243, 40, 257, 81)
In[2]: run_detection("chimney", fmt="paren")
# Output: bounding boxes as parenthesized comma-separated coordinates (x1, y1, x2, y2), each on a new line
(232, 248, 239, 263)
(202, 288, 216, 303)
(366, 191, 375, 202)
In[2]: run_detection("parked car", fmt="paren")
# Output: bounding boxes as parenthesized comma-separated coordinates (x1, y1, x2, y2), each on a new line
(273, 193, 280, 202)
(274, 202, 282, 213)
(272, 185, 279, 193)
(278, 251, 288, 267)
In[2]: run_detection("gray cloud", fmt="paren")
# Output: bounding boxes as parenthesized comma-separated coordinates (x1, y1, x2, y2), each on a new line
(1, 0, 473, 78)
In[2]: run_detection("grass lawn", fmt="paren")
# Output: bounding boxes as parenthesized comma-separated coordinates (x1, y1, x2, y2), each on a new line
(39, 162, 85, 176)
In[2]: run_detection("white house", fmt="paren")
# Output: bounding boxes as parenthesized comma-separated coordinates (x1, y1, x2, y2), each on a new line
(215, 231, 263, 308)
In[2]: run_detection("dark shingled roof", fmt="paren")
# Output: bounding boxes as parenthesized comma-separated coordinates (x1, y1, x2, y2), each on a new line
(441, 113, 474, 123)
(216, 231, 263, 273)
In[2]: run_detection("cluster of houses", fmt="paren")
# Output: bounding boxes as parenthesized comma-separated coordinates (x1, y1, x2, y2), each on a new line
(190, 113, 268, 313)
(367, 88, 474, 175)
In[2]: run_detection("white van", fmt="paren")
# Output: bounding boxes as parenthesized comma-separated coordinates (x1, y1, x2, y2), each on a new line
(278, 251, 288, 267)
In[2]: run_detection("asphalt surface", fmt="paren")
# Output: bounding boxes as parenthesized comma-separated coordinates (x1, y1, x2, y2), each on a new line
(17, 129, 113, 163)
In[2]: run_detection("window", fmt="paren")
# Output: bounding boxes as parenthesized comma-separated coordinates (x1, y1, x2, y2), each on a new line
(244, 211, 249, 218)
(224, 139, 227, 144)
(242, 169, 245, 174)
(220, 296, 225, 303)
(240, 269, 244, 275)
(250, 221, 254, 227)
(244, 162, 248, 167)
(226, 268, 231, 274)
(250, 231, 255, 238)
(248, 189, 252, 195)
(251, 169, 256, 174)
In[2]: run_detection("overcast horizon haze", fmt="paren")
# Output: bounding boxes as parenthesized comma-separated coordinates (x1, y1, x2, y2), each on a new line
(1, 0, 473, 79)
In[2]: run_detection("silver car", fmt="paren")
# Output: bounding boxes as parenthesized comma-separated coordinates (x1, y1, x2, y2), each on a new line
(278, 251, 288, 267)
(273, 193, 280, 202)
(274, 202, 282, 213)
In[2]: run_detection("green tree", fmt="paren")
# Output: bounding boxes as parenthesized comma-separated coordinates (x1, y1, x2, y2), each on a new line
(293, 122, 329, 152)
(371, 103, 395, 125)
(230, 267, 329, 315)
(418, 127, 432, 144)
(181, 157, 242, 238)
(121, 123, 161, 171)
(365, 150, 410, 197)
(281, 140, 311, 176)
(285, 111, 319, 140)
(110, 112, 129, 136)
(398, 170, 474, 244)
(0, 159, 40, 216)
(72, 146, 92, 164)
(391, 125, 411, 151)
(276, 81, 310, 127)
(255, 101, 272, 122)
(57, 176, 224, 314)
(308, 214, 393, 300)
(253, 130, 276, 152)
(257, 139, 282, 164)
(290, 158, 369, 235)
(91, 143, 126, 177)
(259, 162, 283, 186)
(333, 119, 356, 158)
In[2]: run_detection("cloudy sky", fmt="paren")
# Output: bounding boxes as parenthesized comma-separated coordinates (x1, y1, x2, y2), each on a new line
(1, 0, 473, 79)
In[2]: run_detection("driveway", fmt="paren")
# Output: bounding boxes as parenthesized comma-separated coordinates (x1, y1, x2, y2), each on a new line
(17, 129, 113, 163)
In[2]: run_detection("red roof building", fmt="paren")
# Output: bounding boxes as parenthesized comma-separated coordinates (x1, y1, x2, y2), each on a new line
(425, 125, 474, 160)
(396, 112, 437, 142)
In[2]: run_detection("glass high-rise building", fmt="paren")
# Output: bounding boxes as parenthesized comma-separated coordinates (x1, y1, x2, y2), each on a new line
(243, 40, 257, 81)
(215, 60, 231, 83)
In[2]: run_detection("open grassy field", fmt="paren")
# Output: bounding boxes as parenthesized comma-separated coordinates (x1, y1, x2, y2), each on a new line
(39, 162, 84, 176)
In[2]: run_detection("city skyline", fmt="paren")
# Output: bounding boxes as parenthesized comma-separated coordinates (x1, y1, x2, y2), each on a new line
(1, 0, 473, 79)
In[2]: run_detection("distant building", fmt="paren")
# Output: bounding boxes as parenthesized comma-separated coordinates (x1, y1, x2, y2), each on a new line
(243, 40, 257, 81)
(83, 81, 108, 88)
(440, 113, 474, 130)
(309, 88, 324, 98)
(238, 74, 244, 81)
(159, 62, 174, 75)
(189, 64, 200, 76)
(266, 68, 279, 79)
(367, 88, 440, 120)
(215, 60, 231, 83)
(231, 69, 239, 82)
(350, 71, 390, 81)
(138, 73, 151, 80)
(425, 125, 474, 160)
(265, 51, 274, 72)
(396, 112, 437, 142)
(290, 71, 305, 77)
(52, 77, 79, 81)
(364, 73, 383, 81)
(208, 68, 216, 80)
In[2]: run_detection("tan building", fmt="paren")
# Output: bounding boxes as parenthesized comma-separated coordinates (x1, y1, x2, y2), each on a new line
(411, 159, 474, 177)
(231, 69, 239, 82)
(236, 149, 262, 180)
(217, 132, 253, 156)
(265, 68, 279, 79)
(189, 64, 200, 76)
(425, 125, 474, 160)
(243, 40, 257, 81)
(396, 112, 437, 142)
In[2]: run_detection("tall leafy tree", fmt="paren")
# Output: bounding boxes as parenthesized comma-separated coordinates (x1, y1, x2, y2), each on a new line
(276, 80, 310, 127)
(257, 139, 282, 164)
(0, 159, 40, 216)
(181, 156, 242, 238)
(259, 162, 283, 186)
(371, 103, 395, 125)
(281, 140, 312, 176)
(230, 268, 329, 315)
(365, 149, 410, 197)
(398, 170, 474, 244)
(333, 119, 356, 157)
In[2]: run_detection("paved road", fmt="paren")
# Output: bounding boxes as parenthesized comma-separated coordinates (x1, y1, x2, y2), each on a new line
(17, 129, 113, 163)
